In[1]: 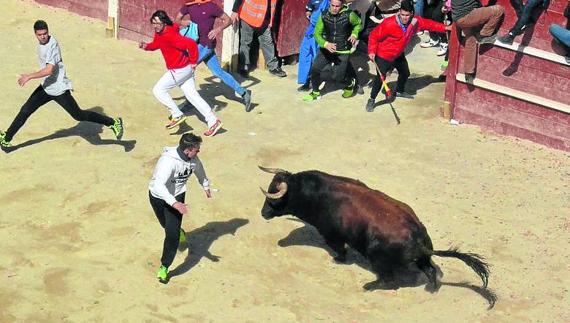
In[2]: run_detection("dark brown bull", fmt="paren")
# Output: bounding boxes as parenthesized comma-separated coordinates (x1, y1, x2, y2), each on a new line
(259, 166, 495, 306)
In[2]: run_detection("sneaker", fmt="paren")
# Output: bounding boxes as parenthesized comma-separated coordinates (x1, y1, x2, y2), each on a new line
(0, 131, 12, 149)
(297, 82, 311, 92)
(465, 73, 475, 84)
(396, 91, 415, 99)
(165, 115, 187, 129)
(440, 60, 449, 71)
(242, 89, 253, 112)
(497, 34, 515, 45)
(203, 119, 223, 137)
(437, 43, 448, 56)
(356, 84, 365, 95)
(302, 91, 321, 102)
(269, 68, 287, 78)
(476, 34, 497, 45)
(420, 39, 439, 48)
(157, 265, 169, 283)
(341, 79, 356, 98)
(179, 228, 187, 244)
(109, 117, 124, 140)
(365, 98, 375, 112)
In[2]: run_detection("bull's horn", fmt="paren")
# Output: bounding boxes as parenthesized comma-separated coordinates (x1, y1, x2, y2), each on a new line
(260, 182, 288, 199)
(258, 165, 286, 174)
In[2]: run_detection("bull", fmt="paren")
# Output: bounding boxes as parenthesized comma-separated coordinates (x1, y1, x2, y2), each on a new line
(259, 166, 494, 303)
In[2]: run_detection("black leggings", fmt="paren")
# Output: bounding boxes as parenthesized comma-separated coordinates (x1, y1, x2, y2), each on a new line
(149, 191, 186, 268)
(5, 85, 114, 141)
(311, 49, 357, 92)
(370, 55, 410, 99)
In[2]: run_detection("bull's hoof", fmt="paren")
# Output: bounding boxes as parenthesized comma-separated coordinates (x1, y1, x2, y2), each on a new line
(363, 280, 399, 291)
(333, 255, 347, 264)
(424, 281, 441, 294)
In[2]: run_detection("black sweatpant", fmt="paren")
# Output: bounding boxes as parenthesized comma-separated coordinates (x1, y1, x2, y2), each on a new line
(425, 0, 447, 43)
(149, 191, 186, 268)
(5, 85, 114, 142)
(370, 55, 410, 100)
(311, 49, 357, 92)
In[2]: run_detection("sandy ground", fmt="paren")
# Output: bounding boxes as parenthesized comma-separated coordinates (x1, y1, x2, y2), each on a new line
(1, 0, 569, 322)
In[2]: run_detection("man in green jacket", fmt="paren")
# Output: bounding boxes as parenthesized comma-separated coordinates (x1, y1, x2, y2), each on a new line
(303, 0, 361, 101)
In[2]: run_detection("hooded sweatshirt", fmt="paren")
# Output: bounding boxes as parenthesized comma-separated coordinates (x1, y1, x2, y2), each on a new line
(144, 24, 199, 69)
(368, 15, 446, 62)
(149, 147, 209, 206)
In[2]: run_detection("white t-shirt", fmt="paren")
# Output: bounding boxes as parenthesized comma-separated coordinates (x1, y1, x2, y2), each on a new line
(38, 36, 72, 96)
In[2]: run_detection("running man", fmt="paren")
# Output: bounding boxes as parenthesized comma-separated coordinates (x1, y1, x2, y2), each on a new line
(175, 0, 253, 112)
(139, 10, 223, 137)
(0, 20, 123, 150)
(148, 132, 212, 283)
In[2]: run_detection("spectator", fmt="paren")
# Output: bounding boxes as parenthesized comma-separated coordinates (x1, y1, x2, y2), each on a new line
(549, 0, 570, 63)
(366, 0, 450, 111)
(452, 0, 504, 83)
(421, 0, 449, 56)
(298, 0, 330, 91)
(306, 0, 326, 18)
(303, 0, 362, 101)
(231, 0, 287, 78)
(498, 0, 550, 45)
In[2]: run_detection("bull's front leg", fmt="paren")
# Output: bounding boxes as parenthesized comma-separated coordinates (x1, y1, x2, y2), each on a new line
(324, 236, 347, 263)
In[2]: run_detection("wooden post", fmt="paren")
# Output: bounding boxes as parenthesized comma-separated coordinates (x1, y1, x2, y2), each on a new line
(222, 0, 240, 72)
(107, 0, 119, 39)
(442, 101, 452, 120)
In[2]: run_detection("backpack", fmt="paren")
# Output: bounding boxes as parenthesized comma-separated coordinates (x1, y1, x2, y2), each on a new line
(179, 22, 199, 41)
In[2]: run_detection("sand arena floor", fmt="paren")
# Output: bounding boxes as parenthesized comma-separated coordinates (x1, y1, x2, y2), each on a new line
(0, 0, 569, 321)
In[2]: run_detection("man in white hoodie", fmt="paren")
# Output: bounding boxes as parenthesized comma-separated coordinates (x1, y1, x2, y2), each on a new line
(148, 132, 211, 283)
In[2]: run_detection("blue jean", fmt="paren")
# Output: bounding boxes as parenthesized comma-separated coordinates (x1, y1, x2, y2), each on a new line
(414, 0, 424, 17)
(198, 44, 246, 96)
(509, 0, 549, 35)
(549, 24, 570, 50)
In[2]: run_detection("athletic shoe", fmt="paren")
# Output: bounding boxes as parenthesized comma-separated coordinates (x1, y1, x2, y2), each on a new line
(356, 84, 365, 95)
(476, 34, 497, 44)
(157, 265, 169, 283)
(203, 119, 223, 137)
(297, 82, 311, 92)
(437, 43, 448, 56)
(109, 117, 124, 140)
(440, 60, 449, 71)
(179, 228, 187, 244)
(396, 91, 415, 99)
(165, 115, 187, 129)
(302, 91, 321, 102)
(0, 131, 11, 149)
(497, 34, 515, 45)
(242, 90, 253, 112)
(420, 39, 439, 48)
(341, 79, 356, 98)
(365, 98, 375, 112)
(269, 68, 287, 77)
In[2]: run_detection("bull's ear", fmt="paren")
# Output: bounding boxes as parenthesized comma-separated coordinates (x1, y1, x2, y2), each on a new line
(258, 166, 287, 174)
(260, 182, 288, 199)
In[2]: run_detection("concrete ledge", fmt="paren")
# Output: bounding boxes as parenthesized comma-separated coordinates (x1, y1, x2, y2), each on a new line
(456, 73, 570, 114)
(493, 40, 570, 66)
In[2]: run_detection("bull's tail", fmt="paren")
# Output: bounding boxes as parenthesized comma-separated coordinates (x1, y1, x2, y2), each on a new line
(433, 247, 490, 288)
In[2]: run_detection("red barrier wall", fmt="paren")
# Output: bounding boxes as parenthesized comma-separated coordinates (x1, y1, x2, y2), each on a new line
(35, 0, 108, 21)
(444, 0, 570, 151)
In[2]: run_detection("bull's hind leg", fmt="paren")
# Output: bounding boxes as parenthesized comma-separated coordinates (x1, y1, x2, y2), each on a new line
(324, 236, 347, 263)
(363, 260, 399, 291)
(417, 256, 440, 293)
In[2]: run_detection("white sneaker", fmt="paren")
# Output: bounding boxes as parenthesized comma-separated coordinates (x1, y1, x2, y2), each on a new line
(437, 43, 448, 56)
(420, 39, 439, 48)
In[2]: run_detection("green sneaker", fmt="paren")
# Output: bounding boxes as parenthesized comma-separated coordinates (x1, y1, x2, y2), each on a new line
(109, 117, 124, 140)
(302, 91, 321, 102)
(342, 79, 356, 98)
(0, 131, 12, 149)
(178, 228, 188, 252)
(157, 265, 169, 283)
(440, 60, 449, 71)
(179, 228, 187, 244)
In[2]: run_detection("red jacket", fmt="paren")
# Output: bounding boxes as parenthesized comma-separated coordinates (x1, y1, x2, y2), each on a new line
(368, 15, 446, 62)
(144, 24, 199, 69)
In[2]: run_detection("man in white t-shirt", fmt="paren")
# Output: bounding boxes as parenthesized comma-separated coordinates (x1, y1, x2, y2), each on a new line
(148, 132, 212, 283)
(0, 20, 124, 151)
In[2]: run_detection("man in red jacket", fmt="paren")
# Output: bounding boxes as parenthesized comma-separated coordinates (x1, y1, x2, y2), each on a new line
(139, 10, 222, 137)
(366, 0, 450, 112)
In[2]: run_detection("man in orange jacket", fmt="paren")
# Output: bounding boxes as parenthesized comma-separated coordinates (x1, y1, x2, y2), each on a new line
(366, 0, 450, 112)
(231, 0, 287, 78)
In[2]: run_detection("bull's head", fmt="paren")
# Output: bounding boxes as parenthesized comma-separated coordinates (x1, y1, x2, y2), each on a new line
(259, 166, 291, 219)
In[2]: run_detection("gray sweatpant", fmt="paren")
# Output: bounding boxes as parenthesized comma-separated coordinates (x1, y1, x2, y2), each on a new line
(239, 20, 279, 70)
